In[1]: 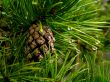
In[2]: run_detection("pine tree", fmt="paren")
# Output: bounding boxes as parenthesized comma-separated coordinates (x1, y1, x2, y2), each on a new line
(0, 0, 108, 82)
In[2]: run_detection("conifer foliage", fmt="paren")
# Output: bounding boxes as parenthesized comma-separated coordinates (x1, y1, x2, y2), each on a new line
(0, 0, 109, 82)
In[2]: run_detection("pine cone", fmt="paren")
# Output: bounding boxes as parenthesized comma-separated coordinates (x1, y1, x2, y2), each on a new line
(25, 23, 55, 61)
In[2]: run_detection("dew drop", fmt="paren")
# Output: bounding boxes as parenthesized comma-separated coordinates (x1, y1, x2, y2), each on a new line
(68, 27, 71, 31)
(67, 27, 72, 31)
(92, 46, 97, 51)
(71, 39, 75, 42)
(95, 40, 100, 45)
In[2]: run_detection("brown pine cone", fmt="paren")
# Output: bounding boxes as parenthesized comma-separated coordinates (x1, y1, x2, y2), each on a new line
(25, 23, 55, 61)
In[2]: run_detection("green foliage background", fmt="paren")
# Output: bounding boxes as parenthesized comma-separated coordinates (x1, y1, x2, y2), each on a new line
(0, 0, 110, 82)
